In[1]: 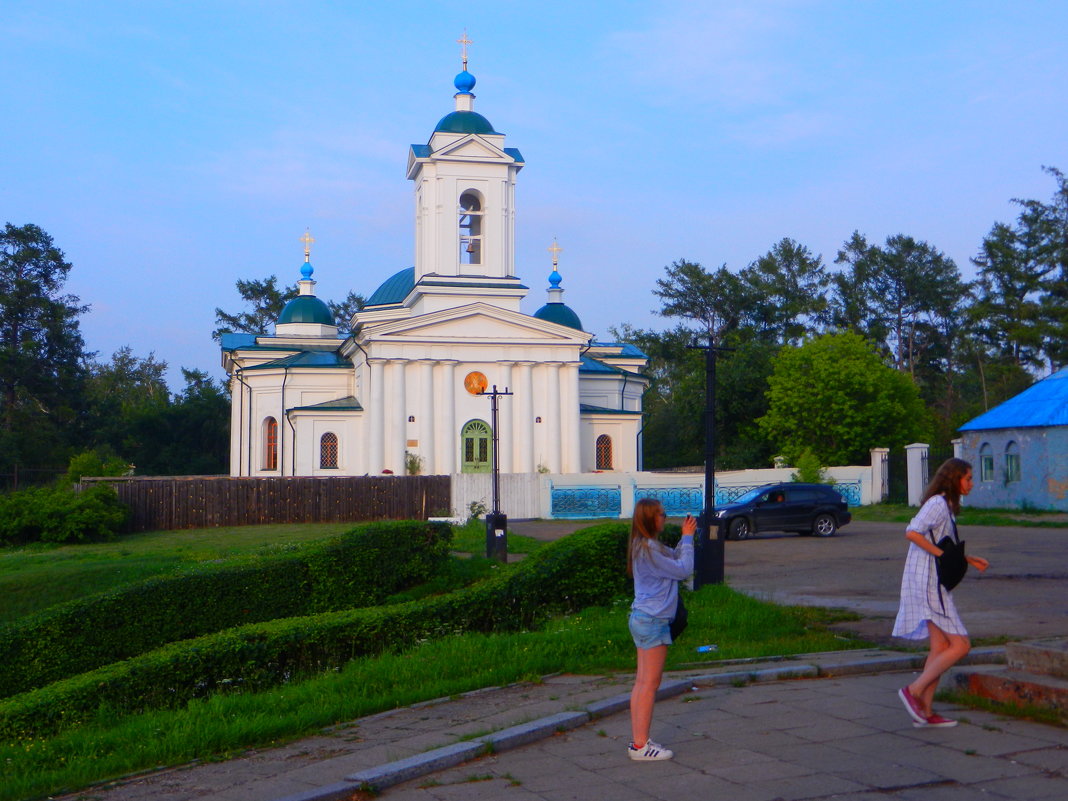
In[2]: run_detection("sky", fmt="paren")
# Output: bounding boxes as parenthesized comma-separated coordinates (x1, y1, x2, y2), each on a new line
(3, 1, 1066, 388)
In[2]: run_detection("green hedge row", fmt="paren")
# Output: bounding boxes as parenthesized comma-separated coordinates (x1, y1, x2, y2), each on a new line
(0, 521, 451, 699)
(0, 484, 128, 546)
(0, 523, 628, 740)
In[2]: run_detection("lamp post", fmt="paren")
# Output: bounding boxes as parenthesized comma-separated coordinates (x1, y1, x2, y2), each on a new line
(687, 337, 732, 587)
(481, 384, 513, 562)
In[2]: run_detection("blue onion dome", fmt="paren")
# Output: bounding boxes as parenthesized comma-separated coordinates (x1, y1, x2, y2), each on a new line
(534, 302, 584, 331)
(300, 261, 314, 280)
(278, 295, 333, 325)
(454, 69, 476, 93)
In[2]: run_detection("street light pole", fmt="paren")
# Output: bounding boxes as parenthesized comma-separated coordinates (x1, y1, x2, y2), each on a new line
(481, 384, 513, 562)
(687, 337, 731, 587)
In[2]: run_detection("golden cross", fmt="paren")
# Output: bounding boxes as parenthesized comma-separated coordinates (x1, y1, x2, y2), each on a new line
(457, 29, 472, 70)
(300, 229, 315, 262)
(548, 238, 563, 267)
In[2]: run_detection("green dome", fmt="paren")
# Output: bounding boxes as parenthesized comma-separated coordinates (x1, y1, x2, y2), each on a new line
(434, 110, 499, 135)
(278, 295, 334, 326)
(534, 302, 584, 331)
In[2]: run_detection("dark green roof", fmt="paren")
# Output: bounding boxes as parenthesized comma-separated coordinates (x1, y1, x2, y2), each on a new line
(580, 404, 641, 416)
(434, 110, 499, 135)
(245, 351, 348, 371)
(534, 302, 584, 331)
(289, 396, 363, 412)
(278, 295, 334, 325)
(367, 267, 415, 307)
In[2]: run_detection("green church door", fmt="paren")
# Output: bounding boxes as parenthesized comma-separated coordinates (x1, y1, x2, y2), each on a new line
(461, 419, 492, 474)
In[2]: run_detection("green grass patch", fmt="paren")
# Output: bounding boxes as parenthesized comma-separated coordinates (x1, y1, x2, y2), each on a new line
(0, 523, 355, 623)
(447, 519, 544, 556)
(851, 503, 1068, 528)
(0, 583, 868, 801)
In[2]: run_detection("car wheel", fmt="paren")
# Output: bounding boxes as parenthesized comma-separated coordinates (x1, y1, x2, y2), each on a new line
(812, 513, 837, 537)
(729, 517, 751, 540)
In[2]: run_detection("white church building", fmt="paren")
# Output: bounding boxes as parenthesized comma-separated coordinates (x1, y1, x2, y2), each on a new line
(220, 62, 648, 478)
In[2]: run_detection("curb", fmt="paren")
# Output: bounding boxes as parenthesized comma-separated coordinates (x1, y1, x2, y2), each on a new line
(269, 648, 1006, 801)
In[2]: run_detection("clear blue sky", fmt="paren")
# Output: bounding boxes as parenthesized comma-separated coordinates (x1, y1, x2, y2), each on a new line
(3, 1, 1065, 388)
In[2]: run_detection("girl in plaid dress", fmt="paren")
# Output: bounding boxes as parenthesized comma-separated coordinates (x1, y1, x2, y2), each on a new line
(893, 457, 989, 728)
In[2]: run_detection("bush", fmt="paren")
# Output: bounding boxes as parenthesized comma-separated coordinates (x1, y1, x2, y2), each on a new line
(0, 484, 128, 546)
(64, 448, 130, 486)
(0, 523, 629, 739)
(0, 521, 451, 698)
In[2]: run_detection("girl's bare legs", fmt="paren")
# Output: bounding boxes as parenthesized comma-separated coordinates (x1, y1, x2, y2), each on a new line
(908, 621, 970, 715)
(630, 644, 668, 747)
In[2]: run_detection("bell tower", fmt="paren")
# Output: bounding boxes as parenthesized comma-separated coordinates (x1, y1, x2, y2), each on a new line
(406, 36, 527, 314)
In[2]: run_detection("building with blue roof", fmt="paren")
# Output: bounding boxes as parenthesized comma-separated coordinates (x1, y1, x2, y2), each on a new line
(220, 55, 647, 478)
(956, 367, 1068, 510)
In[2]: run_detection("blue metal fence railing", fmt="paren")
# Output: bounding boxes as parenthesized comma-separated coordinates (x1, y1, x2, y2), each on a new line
(550, 485, 622, 518)
(634, 486, 703, 517)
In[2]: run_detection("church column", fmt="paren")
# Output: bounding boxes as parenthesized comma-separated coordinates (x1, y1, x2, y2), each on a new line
(419, 360, 436, 474)
(368, 358, 386, 473)
(437, 360, 458, 474)
(498, 362, 514, 474)
(546, 363, 562, 473)
(563, 361, 582, 473)
(516, 361, 535, 473)
(391, 359, 408, 474)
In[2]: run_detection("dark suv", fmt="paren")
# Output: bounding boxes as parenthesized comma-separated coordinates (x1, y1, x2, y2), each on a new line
(713, 482, 852, 540)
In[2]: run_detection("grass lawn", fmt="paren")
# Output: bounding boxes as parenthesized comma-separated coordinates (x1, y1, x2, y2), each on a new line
(0, 582, 866, 801)
(0, 522, 357, 623)
(850, 503, 1068, 528)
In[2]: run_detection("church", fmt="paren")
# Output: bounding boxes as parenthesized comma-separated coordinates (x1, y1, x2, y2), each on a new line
(220, 57, 648, 478)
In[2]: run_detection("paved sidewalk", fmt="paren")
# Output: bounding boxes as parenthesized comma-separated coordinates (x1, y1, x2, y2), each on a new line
(58, 647, 1068, 801)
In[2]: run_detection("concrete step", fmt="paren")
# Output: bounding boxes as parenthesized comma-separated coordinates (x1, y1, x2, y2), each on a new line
(953, 665, 1068, 718)
(1006, 638, 1068, 679)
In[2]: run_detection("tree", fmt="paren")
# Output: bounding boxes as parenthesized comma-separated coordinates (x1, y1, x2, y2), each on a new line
(0, 223, 89, 471)
(652, 259, 746, 343)
(972, 166, 1068, 371)
(328, 290, 366, 335)
(83, 347, 171, 457)
(739, 238, 829, 345)
(214, 276, 366, 339)
(212, 276, 297, 341)
(757, 332, 929, 466)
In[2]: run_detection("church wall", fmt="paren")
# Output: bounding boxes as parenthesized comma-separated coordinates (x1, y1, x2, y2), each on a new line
(581, 416, 641, 473)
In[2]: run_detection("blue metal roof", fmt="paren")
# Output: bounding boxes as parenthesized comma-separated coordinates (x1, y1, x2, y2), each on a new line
(579, 355, 628, 375)
(289, 396, 363, 412)
(220, 332, 260, 350)
(580, 403, 641, 416)
(958, 368, 1068, 431)
(366, 267, 415, 307)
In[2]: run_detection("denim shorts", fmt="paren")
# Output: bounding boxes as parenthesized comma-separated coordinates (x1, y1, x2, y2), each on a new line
(629, 609, 672, 649)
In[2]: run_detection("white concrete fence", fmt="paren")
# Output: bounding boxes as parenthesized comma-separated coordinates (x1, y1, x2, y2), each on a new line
(449, 448, 893, 521)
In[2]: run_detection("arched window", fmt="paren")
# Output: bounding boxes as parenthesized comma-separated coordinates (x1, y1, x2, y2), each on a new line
(263, 417, 278, 471)
(979, 443, 994, 482)
(1004, 440, 1021, 483)
(461, 419, 492, 473)
(595, 434, 613, 470)
(458, 191, 483, 266)
(320, 432, 339, 469)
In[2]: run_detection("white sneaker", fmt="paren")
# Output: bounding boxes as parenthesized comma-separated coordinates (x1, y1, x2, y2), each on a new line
(628, 740, 673, 761)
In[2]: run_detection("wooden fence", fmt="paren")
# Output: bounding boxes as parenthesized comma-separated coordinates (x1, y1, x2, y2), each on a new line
(79, 475, 452, 533)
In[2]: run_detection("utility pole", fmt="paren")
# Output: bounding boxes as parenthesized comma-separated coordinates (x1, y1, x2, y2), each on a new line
(481, 384, 513, 562)
(687, 337, 731, 587)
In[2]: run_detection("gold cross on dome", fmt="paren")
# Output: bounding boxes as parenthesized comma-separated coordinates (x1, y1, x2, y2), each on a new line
(457, 29, 472, 70)
(548, 238, 563, 267)
(300, 229, 315, 262)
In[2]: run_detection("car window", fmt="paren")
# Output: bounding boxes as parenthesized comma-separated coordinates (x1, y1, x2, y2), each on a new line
(791, 489, 815, 502)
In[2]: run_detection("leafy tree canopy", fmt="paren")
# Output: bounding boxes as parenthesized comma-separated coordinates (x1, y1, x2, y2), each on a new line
(757, 332, 929, 466)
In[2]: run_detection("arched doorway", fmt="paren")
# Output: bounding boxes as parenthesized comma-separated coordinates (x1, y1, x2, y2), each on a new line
(461, 419, 492, 473)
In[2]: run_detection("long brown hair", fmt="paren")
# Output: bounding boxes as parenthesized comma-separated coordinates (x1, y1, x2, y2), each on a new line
(627, 498, 664, 577)
(921, 457, 972, 515)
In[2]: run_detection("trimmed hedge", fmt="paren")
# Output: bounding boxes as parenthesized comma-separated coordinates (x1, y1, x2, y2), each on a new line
(0, 521, 451, 699)
(0, 523, 628, 740)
